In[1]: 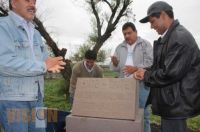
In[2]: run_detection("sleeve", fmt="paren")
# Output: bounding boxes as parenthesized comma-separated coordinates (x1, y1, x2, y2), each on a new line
(143, 40, 153, 68)
(69, 64, 79, 96)
(43, 44, 49, 61)
(0, 25, 46, 77)
(144, 42, 193, 88)
(109, 47, 120, 72)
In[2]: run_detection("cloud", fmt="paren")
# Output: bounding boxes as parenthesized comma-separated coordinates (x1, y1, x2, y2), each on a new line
(36, 0, 92, 47)
(36, 0, 200, 56)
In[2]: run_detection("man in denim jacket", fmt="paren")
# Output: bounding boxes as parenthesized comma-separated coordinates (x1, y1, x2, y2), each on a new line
(110, 22, 153, 132)
(0, 0, 65, 131)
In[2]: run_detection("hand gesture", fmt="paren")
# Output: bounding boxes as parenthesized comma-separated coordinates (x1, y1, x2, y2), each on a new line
(134, 68, 146, 80)
(123, 65, 138, 76)
(45, 57, 66, 73)
(111, 56, 119, 67)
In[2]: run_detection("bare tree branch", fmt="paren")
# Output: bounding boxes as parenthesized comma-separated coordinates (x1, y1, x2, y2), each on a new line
(92, 0, 133, 52)
(107, 0, 120, 26)
(34, 17, 72, 98)
(34, 17, 61, 56)
(34, 17, 72, 88)
(102, 0, 113, 11)
(0, 6, 8, 16)
(91, 0, 102, 38)
(113, 0, 132, 26)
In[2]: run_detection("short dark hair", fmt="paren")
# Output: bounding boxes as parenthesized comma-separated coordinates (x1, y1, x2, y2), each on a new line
(85, 50, 97, 60)
(150, 10, 174, 19)
(122, 22, 137, 32)
(165, 10, 174, 19)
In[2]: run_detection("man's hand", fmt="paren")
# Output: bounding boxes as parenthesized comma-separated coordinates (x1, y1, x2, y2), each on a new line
(111, 56, 119, 67)
(45, 57, 66, 73)
(123, 65, 138, 76)
(48, 64, 65, 73)
(134, 68, 146, 80)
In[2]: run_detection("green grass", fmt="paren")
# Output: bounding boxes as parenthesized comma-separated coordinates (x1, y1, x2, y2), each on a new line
(43, 70, 200, 131)
(44, 79, 71, 111)
(150, 113, 161, 124)
(103, 68, 118, 77)
(188, 116, 200, 131)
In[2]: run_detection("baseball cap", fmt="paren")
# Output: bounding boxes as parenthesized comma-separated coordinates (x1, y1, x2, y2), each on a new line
(139, 1, 173, 23)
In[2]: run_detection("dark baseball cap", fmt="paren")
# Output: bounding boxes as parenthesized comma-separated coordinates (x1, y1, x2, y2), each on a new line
(139, 1, 173, 23)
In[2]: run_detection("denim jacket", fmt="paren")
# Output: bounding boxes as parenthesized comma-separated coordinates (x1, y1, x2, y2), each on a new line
(110, 37, 153, 78)
(0, 12, 48, 101)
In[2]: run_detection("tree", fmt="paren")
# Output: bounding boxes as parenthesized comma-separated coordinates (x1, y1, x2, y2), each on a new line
(70, 42, 107, 63)
(0, 0, 8, 16)
(71, 43, 91, 62)
(70, 27, 107, 63)
(34, 17, 72, 99)
(86, 0, 134, 53)
(0, 1, 72, 99)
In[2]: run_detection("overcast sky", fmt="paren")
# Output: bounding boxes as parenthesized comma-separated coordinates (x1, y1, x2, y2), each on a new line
(36, 0, 200, 58)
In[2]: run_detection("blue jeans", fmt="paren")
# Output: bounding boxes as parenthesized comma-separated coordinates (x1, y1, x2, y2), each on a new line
(139, 81, 151, 132)
(0, 92, 45, 132)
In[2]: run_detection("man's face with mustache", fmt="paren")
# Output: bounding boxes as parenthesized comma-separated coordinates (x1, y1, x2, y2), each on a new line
(11, 0, 36, 21)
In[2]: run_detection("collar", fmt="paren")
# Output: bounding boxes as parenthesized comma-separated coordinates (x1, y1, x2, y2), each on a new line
(126, 42, 136, 52)
(83, 60, 94, 73)
(8, 11, 35, 29)
(160, 29, 168, 38)
(126, 41, 136, 47)
(121, 36, 143, 48)
(160, 20, 180, 44)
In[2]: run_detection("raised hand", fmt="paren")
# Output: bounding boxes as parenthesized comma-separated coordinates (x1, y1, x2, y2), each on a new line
(123, 65, 138, 76)
(45, 57, 66, 73)
(48, 64, 65, 73)
(111, 56, 119, 67)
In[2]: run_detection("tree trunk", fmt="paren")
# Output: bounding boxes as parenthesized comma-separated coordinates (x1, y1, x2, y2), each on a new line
(34, 17, 72, 99)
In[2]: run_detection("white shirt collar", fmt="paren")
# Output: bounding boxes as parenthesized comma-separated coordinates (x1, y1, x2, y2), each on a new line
(161, 29, 168, 38)
(126, 42, 136, 53)
(83, 60, 94, 73)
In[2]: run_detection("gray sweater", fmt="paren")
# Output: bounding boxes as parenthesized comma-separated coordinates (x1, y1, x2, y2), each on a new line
(110, 37, 153, 78)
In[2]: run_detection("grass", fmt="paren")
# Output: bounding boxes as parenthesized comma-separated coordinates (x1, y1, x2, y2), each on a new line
(103, 68, 118, 77)
(44, 79, 71, 111)
(43, 69, 200, 131)
(188, 116, 200, 131)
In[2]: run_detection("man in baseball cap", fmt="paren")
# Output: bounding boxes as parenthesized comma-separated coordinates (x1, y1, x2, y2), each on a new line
(140, 1, 173, 23)
(135, 1, 200, 132)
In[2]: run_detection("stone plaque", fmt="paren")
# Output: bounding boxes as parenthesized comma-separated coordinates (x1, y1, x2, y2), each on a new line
(72, 78, 139, 120)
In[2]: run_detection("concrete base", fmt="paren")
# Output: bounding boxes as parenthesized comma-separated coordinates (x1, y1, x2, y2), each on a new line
(66, 109, 143, 132)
